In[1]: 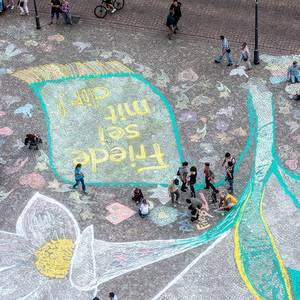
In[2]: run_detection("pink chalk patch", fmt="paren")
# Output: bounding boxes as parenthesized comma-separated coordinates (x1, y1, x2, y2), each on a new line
(0, 127, 13, 136)
(0, 111, 6, 117)
(105, 202, 136, 225)
(19, 173, 46, 189)
(47, 34, 65, 42)
(285, 160, 298, 171)
(4, 157, 28, 175)
(199, 192, 209, 211)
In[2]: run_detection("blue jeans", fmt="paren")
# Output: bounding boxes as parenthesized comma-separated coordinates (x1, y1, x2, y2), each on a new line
(216, 52, 233, 64)
(290, 75, 300, 84)
(73, 178, 86, 192)
(63, 12, 72, 24)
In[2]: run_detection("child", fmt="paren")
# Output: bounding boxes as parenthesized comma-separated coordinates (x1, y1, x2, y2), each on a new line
(139, 199, 150, 218)
(72, 164, 87, 194)
(203, 162, 219, 193)
(132, 188, 144, 205)
(168, 178, 180, 207)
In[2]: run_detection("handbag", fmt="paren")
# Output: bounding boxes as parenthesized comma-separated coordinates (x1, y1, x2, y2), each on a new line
(226, 48, 231, 53)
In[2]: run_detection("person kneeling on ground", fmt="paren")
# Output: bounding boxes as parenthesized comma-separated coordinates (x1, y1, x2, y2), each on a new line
(139, 198, 150, 218)
(287, 61, 300, 84)
(190, 204, 202, 222)
(292, 90, 300, 101)
(132, 187, 144, 205)
(218, 192, 237, 211)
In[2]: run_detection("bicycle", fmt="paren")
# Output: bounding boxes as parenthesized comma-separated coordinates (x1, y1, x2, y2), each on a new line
(94, 0, 124, 18)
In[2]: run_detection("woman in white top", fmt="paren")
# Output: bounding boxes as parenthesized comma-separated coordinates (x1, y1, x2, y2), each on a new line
(139, 199, 150, 218)
(236, 42, 252, 70)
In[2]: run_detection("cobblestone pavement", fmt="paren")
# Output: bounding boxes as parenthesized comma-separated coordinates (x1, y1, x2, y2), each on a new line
(27, 0, 300, 53)
(0, 11, 299, 300)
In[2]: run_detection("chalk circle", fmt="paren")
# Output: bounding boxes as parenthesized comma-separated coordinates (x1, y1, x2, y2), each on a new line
(0, 127, 13, 136)
(149, 206, 178, 226)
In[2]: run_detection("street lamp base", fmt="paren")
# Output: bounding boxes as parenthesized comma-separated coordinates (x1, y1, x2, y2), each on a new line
(254, 50, 260, 65)
(35, 16, 41, 30)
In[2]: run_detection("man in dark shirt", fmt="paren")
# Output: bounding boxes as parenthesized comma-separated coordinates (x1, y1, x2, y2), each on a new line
(166, 10, 176, 40)
(170, 0, 182, 33)
(50, 0, 61, 24)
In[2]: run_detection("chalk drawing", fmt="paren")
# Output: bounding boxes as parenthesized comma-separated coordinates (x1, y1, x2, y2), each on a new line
(48, 34, 65, 42)
(14, 103, 33, 118)
(232, 127, 247, 137)
(199, 142, 215, 154)
(148, 185, 170, 205)
(24, 40, 39, 47)
(149, 206, 178, 226)
(48, 179, 71, 193)
(39, 42, 54, 53)
(80, 209, 94, 221)
(0, 111, 6, 117)
(285, 83, 300, 96)
(35, 150, 49, 172)
(292, 135, 300, 144)
(19, 173, 46, 189)
(216, 81, 231, 98)
(215, 119, 229, 132)
(4, 157, 28, 175)
(23, 54, 36, 64)
(0, 127, 13, 136)
(285, 160, 298, 171)
(292, 110, 300, 121)
(278, 96, 292, 115)
(216, 132, 235, 144)
(191, 95, 213, 106)
(1, 95, 21, 107)
(0, 189, 14, 203)
(189, 124, 207, 142)
(2, 43, 23, 60)
(199, 192, 209, 211)
(156, 70, 170, 89)
(216, 106, 235, 119)
(72, 42, 91, 53)
(178, 68, 198, 82)
(285, 121, 299, 134)
(13, 61, 183, 186)
(261, 54, 300, 85)
(105, 202, 136, 225)
(178, 111, 197, 123)
(230, 66, 249, 78)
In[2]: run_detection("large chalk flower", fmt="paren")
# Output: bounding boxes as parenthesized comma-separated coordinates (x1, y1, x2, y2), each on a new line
(0, 193, 96, 299)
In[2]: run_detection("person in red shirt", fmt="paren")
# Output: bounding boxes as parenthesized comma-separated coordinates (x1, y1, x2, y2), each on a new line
(203, 162, 219, 193)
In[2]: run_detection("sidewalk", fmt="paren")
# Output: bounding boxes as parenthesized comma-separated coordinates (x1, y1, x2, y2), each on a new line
(28, 0, 300, 54)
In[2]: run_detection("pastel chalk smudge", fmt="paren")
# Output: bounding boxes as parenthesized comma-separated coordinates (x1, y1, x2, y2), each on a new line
(4, 157, 28, 175)
(19, 173, 46, 189)
(47, 34, 65, 42)
(0, 127, 13, 136)
(0, 111, 6, 117)
(285, 159, 298, 171)
(14, 103, 33, 118)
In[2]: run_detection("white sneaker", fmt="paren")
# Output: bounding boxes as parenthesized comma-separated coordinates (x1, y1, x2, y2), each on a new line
(111, 8, 116, 13)
(11, 5, 15, 9)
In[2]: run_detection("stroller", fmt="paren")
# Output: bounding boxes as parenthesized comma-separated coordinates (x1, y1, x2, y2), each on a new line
(24, 133, 43, 150)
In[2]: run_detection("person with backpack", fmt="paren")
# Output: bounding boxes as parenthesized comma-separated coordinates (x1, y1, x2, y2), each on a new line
(170, 0, 182, 34)
(203, 162, 219, 193)
(168, 177, 180, 207)
(177, 161, 189, 192)
(187, 166, 197, 198)
(214, 35, 233, 66)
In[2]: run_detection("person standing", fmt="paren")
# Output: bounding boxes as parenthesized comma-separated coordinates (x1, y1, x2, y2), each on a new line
(222, 152, 236, 170)
(170, 0, 182, 34)
(287, 61, 300, 84)
(7, 0, 15, 9)
(109, 292, 118, 300)
(214, 35, 233, 66)
(187, 166, 197, 198)
(177, 161, 189, 192)
(18, 0, 29, 15)
(203, 162, 219, 193)
(236, 42, 252, 70)
(72, 163, 87, 194)
(225, 161, 234, 194)
(168, 178, 180, 207)
(49, 0, 61, 24)
(61, 0, 72, 25)
(166, 10, 176, 40)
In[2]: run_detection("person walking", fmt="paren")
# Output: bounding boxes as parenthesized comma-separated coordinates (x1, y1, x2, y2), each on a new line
(170, 0, 182, 34)
(177, 161, 189, 192)
(203, 162, 219, 193)
(72, 163, 87, 194)
(214, 35, 233, 66)
(236, 42, 252, 70)
(168, 178, 180, 207)
(18, 0, 29, 15)
(61, 0, 72, 25)
(49, 0, 61, 24)
(7, 0, 15, 9)
(187, 166, 197, 198)
(287, 61, 300, 84)
(166, 10, 176, 40)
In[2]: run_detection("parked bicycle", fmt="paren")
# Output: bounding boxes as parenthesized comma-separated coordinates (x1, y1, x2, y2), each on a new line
(94, 0, 124, 18)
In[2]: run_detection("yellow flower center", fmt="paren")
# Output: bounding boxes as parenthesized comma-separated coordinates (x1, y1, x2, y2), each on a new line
(34, 239, 74, 279)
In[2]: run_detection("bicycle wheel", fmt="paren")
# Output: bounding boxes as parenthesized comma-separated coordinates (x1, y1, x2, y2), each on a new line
(113, 0, 124, 10)
(94, 5, 107, 18)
